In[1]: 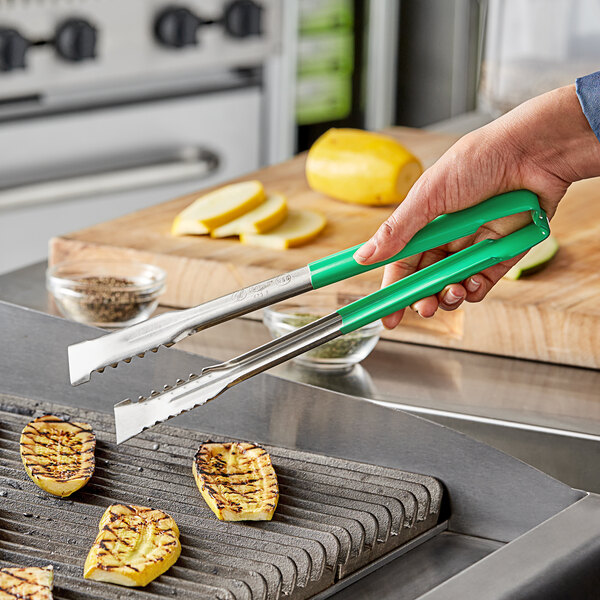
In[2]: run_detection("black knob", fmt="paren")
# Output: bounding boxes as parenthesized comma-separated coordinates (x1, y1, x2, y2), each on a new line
(224, 0, 263, 38)
(155, 7, 201, 48)
(0, 28, 30, 72)
(55, 19, 97, 62)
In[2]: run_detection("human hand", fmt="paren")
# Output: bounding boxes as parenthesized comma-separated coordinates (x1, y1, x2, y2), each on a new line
(354, 84, 600, 329)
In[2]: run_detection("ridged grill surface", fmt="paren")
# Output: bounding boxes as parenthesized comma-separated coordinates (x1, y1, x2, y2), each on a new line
(0, 394, 443, 599)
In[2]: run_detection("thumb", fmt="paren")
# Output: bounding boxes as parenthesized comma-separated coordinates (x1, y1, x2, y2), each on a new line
(353, 179, 441, 265)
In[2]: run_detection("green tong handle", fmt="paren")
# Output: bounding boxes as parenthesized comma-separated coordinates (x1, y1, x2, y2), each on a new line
(317, 189, 549, 334)
(308, 189, 544, 289)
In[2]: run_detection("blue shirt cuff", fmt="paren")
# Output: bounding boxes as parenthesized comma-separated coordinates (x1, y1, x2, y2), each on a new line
(576, 71, 600, 144)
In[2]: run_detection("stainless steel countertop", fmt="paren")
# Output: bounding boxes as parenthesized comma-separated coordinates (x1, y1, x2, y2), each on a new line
(2, 262, 600, 492)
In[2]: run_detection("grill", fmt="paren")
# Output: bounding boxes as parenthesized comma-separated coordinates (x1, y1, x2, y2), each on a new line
(0, 394, 444, 600)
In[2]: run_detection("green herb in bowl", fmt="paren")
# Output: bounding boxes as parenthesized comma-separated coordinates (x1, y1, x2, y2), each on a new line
(264, 305, 382, 371)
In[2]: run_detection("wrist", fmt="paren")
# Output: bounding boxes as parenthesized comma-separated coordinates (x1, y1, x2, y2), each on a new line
(503, 85, 600, 185)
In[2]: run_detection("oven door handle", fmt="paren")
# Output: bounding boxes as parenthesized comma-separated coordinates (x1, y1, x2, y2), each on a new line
(0, 147, 219, 211)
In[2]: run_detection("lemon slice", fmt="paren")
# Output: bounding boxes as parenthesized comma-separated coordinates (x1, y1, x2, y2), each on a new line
(84, 504, 181, 587)
(171, 180, 266, 235)
(211, 193, 288, 238)
(241, 210, 326, 249)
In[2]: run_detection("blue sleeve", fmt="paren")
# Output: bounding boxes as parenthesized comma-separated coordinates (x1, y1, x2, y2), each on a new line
(576, 71, 600, 144)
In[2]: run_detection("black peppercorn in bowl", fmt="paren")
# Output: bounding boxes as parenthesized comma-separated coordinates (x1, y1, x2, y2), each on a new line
(263, 303, 382, 372)
(46, 260, 166, 328)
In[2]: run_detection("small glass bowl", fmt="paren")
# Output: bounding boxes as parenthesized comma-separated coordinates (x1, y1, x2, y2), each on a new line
(46, 260, 166, 328)
(263, 304, 382, 372)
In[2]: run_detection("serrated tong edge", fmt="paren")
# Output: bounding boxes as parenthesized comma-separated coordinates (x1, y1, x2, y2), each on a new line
(114, 313, 343, 443)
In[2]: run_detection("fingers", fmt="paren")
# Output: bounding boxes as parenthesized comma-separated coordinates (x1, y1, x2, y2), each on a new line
(464, 274, 488, 302)
(411, 283, 466, 319)
(382, 309, 405, 330)
(380, 249, 452, 326)
(460, 222, 530, 303)
(380, 254, 421, 329)
(411, 296, 438, 318)
(354, 176, 441, 265)
(438, 284, 467, 311)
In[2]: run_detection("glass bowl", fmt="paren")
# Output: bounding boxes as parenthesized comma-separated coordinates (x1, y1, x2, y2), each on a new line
(46, 260, 166, 328)
(263, 303, 382, 372)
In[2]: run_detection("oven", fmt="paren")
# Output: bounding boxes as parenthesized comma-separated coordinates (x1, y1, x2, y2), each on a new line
(0, 0, 282, 274)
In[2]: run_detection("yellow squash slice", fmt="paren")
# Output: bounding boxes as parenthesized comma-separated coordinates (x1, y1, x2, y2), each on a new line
(171, 180, 266, 235)
(193, 442, 279, 521)
(306, 128, 423, 206)
(84, 504, 181, 587)
(240, 209, 326, 250)
(210, 193, 288, 238)
(20, 415, 95, 497)
(0, 565, 53, 600)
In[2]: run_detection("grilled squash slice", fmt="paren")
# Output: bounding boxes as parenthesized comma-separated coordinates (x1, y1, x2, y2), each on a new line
(84, 504, 181, 587)
(0, 565, 53, 600)
(20, 415, 95, 497)
(193, 442, 279, 521)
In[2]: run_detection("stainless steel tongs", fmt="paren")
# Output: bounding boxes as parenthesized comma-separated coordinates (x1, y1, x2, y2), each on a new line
(67, 191, 550, 443)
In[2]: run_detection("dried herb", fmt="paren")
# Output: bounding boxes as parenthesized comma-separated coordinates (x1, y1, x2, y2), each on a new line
(59, 276, 151, 324)
(282, 313, 320, 328)
(283, 312, 365, 359)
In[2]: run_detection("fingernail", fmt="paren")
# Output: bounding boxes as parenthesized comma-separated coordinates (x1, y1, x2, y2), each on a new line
(354, 241, 375, 263)
(444, 289, 462, 305)
(466, 277, 481, 293)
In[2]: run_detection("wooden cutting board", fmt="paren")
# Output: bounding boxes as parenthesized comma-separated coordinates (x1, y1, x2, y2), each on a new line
(50, 127, 600, 369)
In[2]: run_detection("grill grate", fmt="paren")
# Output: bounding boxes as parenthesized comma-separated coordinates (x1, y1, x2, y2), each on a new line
(0, 394, 444, 599)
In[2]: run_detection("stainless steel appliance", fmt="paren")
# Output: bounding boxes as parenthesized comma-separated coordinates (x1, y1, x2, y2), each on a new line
(0, 0, 282, 274)
(1, 300, 600, 599)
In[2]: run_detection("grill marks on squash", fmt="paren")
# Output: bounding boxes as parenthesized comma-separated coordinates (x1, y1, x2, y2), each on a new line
(20, 415, 95, 497)
(84, 504, 181, 587)
(0, 565, 54, 600)
(193, 442, 279, 521)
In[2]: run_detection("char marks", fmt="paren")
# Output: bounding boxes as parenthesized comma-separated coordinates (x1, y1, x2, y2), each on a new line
(19, 415, 96, 496)
(193, 442, 279, 521)
(84, 504, 181, 586)
(0, 566, 53, 600)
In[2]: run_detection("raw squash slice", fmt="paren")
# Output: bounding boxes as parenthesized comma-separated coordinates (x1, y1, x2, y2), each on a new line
(240, 210, 326, 249)
(193, 442, 279, 521)
(0, 565, 53, 600)
(210, 193, 288, 237)
(20, 415, 95, 497)
(171, 180, 266, 235)
(84, 504, 181, 587)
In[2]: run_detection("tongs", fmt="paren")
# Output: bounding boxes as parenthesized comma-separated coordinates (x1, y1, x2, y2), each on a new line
(67, 190, 549, 443)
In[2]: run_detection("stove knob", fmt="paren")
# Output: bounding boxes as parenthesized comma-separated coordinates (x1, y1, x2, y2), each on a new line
(155, 7, 201, 48)
(224, 0, 263, 38)
(55, 19, 97, 62)
(0, 28, 30, 72)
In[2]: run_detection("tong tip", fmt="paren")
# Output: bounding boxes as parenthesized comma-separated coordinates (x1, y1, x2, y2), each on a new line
(67, 343, 93, 386)
(114, 398, 140, 445)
